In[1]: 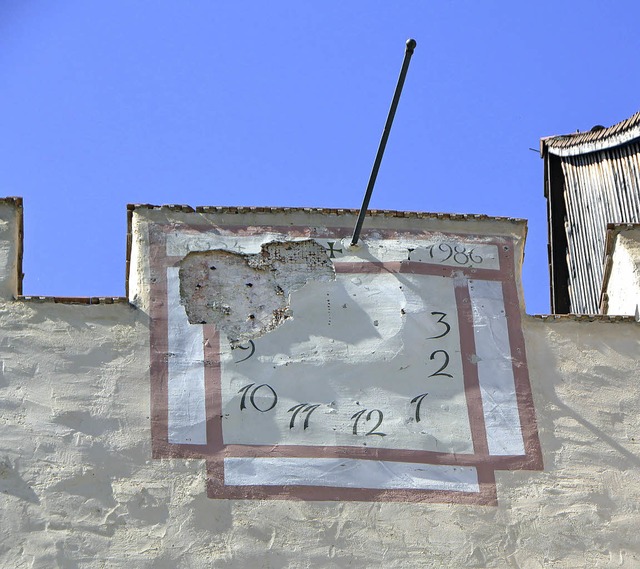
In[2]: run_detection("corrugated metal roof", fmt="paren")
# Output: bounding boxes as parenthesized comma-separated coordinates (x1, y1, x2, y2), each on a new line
(542, 111, 640, 157)
(556, 145, 640, 313)
(542, 109, 640, 315)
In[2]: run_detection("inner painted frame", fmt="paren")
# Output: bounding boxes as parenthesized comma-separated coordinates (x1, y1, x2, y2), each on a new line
(148, 220, 542, 505)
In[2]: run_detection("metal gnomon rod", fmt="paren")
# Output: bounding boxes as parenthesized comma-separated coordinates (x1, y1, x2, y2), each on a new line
(351, 38, 417, 246)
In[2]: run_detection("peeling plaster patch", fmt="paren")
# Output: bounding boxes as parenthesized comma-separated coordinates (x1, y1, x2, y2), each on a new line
(179, 240, 335, 344)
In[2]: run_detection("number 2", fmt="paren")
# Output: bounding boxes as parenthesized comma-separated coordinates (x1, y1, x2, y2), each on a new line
(429, 350, 453, 378)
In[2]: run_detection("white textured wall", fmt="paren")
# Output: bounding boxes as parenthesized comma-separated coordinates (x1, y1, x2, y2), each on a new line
(0, 198, 21, 300)
(604, 229, 640, 316)
(1, 203, 640, 568)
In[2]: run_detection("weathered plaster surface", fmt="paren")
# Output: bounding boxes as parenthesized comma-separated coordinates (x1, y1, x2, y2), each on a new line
(1, 203, 640, 568)
(179, 240, 334, 345)
(0, 198, 21, 300)
(604, 229, 640, 316)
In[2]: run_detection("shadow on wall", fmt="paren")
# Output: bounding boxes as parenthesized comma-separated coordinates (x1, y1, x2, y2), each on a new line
(538, 329, 640, 471)
(0, 457, 40, 504)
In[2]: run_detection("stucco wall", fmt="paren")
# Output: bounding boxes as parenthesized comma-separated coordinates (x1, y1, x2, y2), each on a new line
(1, 201, 640, 568)
(603, 228, 640, 316)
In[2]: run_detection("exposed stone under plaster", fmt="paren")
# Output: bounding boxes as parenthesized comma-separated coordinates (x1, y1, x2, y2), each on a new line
(179, 239, 335, 345)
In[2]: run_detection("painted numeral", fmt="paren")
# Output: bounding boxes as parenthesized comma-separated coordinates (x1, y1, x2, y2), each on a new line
(233, 340, 256, 363)
(351, 409, 386, 437)
(429, 350, 453, 378)
(428, 311, 450, 339)
(427, 243, 483, 265)
(238, 383, 278, 412)
(288, 403, 320, 430)
(410, 392, 429, 422)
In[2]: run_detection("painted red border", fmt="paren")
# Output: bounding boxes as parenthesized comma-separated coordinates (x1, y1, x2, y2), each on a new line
(148, 222, 542, 504)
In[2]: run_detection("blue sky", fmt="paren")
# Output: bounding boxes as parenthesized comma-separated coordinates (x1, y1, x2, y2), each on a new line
(2, 1, 640, 313)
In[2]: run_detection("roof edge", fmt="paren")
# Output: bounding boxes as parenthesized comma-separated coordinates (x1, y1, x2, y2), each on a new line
(530, 313, 639, 322)
(128, 204, 527, 225)
(541, 111, 640, 157)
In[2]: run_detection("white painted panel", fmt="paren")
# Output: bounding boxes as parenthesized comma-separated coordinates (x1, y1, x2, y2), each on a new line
(224, 457, 480, 492)
(220, 272, 473, 454)
(167, 267, 207, 445)
(167, 233, 500, 270)
(166, 233, 290, 257)
(468, 279, 525, 456)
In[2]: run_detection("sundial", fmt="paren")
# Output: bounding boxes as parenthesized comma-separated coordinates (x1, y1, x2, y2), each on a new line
(139, 38, 542, 505)
(138, 207, 542, 505)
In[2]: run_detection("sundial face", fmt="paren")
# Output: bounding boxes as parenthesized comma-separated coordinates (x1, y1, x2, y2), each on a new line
(146, 214, 542, 505)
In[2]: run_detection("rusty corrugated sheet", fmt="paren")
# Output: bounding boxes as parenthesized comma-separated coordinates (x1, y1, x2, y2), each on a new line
(542, 111, 640, 157)
(542, 122, 640, 313)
